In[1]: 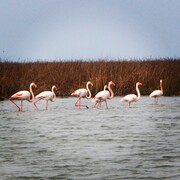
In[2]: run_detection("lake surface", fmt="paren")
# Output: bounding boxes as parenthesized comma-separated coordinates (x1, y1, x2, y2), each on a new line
(0, 96, 180, 180)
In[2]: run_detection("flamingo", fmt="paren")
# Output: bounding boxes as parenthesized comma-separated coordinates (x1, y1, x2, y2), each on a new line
(34, 85, 57, 110)
(93, 84, 108, 109)
(121, 82, 142, 107)
(71, 81, 93, 109)
(149, 79, 163, 104)
(9, 82, 37, 112)
(92, 81, 115, 109)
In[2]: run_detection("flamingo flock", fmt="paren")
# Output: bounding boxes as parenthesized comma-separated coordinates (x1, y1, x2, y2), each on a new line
(9, 83, 57, 112)
(8, 80, 164, 112)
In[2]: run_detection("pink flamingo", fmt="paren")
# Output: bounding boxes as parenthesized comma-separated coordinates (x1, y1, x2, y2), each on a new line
(149, 79, 163, 104)
(92, 81, 115, 109)
(121, 82, 142, 107)
(34, 85, 57, 110)
(71, 81, 93, 109)
(93, 84, 108, 109)
(9, 82, 37, 112)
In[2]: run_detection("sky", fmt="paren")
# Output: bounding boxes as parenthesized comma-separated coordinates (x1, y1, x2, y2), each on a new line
(0, 0, 180, 61)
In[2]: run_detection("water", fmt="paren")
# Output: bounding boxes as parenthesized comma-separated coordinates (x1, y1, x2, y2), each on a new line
(0, 96, 180, 180)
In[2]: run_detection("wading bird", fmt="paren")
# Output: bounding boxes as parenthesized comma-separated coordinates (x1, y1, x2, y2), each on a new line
(34, 85, 57, 110)
(121, 82, 142, 107)
(9, 82, 37, 112)
(71, 81, 93, 109)
(149, 79, 163, 104)
(92, 81, 115, 109)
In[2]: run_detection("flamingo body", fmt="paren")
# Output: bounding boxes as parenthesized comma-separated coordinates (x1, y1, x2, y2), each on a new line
(11, 91, 30, 100)
(71, 81, 93, 109)
(35, 91, 56, 101)
(149, 90, 163, 98)
(34, 85, 57, 110)
(71, 88, 88, 98)
(121, 94, 139, 103)
(9, 82, 37, 112)
(121, 82, 142, 107)
(92, 90, 110, 102)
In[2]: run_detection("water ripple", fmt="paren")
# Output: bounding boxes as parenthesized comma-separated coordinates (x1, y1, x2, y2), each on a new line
(0, 96, 180, 179)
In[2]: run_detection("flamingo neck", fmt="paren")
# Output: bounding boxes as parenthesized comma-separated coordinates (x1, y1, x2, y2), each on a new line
(51, 86, 57, 101)
(108, 83, 114, 99)
(86, 82, 92, 98)
(29, 84, 35, 102)
(136, 83, 141, 100)
(160, 81, 163, 94)
(104, 85, 108, 91)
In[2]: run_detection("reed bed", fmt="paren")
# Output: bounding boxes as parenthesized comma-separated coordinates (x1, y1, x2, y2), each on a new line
(0, 58, 179, 99)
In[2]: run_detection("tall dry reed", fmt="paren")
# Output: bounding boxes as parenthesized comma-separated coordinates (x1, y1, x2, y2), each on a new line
(0, 58, 179, 99)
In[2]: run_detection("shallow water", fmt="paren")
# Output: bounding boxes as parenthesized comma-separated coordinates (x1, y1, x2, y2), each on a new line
(0, 96, 180, 180)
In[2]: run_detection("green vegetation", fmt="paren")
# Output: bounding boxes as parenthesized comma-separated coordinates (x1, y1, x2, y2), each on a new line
(0, 58, 179, 99)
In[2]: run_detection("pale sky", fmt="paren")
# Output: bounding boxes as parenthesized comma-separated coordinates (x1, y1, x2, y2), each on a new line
(0, 0, 180, 61)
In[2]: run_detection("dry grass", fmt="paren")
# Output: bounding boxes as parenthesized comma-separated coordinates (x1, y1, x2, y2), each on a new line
(0, 58, 179, 99)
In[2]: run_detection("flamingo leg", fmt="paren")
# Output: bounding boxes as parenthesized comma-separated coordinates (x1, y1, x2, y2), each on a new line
(93, 97, 102, 109)
(34, 98, 42, 110)
(9, 99, 21, 112)
(156, 97, 159, 105)
(46, 100, 48, 110)
(98, 101, 102, 108)
(75, 97, 88, 109)
(94, 101, 101, 109)
(79, 98, 81, 108)
(75, 97, 81, 108)
(154, 97, 158, 105)
(94, 100, 108, 109)
(105, 100, 108, 109)
(20, 100, 23, 112)
(126, 102, 130, 108)
(96, 102, 101, 109)
(94, 102, 98, 108)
